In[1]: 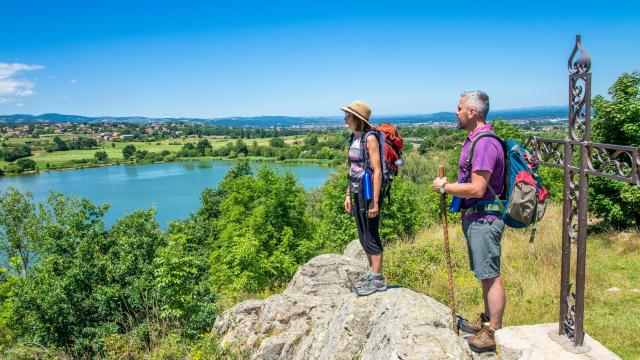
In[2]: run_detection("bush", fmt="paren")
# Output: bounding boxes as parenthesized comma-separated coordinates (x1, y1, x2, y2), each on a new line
(0, 145, 31, 162)
(589, 71, 640, 228)
(94, 150, 108, 162)
(122, 144, 136, 160)
(208, 166, 316, 303)
(6, 158, 37, 173)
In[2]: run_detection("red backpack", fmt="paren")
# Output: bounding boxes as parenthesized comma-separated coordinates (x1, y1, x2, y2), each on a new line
(373, 124, 404, 181)
(354, 124, 404, 198)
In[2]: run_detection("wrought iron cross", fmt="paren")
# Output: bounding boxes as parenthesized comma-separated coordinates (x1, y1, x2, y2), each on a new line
(527, 35, 640, 352)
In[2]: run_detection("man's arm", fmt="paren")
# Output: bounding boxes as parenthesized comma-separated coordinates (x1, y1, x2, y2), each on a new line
(433, 170, 491, 199)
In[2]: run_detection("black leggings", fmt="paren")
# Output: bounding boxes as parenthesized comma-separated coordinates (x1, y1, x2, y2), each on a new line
(353, 195, 383, 255)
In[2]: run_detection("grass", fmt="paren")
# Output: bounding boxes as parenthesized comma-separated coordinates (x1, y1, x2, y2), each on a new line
(0, 135, 304, 170)
(384, 202, 640, 359)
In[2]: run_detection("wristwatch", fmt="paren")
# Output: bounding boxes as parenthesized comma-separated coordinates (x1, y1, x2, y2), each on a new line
(439, 182, 447, 194)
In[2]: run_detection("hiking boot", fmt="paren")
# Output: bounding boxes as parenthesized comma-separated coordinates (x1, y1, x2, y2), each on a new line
(466, 326, 496, 353)
(355, 271, 372, 288)
(355, 274, 387, 296)
(458, 313, 489, 334)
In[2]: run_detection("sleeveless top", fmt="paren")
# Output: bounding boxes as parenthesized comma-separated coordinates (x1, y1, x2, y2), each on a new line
(349, 132, 377, 179)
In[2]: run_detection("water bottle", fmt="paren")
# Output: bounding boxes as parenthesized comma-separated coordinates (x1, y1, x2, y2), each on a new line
(363, 171, 373, 201)
(449, 196, 463, 212)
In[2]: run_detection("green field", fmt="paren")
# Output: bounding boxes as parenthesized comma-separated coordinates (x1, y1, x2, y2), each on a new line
(0, 135, 303, 170)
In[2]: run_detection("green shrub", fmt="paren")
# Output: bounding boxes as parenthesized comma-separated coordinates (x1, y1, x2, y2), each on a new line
(589, 71, 640, 228)
(208, 165, 316, 303)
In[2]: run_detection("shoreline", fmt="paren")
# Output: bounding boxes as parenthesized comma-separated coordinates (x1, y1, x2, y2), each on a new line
(1, 155, 337, 177)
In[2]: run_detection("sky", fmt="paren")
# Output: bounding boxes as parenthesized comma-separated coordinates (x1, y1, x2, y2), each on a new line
(0, 0, 638, 118)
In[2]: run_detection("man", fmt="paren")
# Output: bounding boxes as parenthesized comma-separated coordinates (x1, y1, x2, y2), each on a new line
(432, 91, 505, 353)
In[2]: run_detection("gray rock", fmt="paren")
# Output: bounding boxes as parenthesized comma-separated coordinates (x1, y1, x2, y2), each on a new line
(342, 239, 368, 265)
(214, 251, 619, 360)
(495, 323, 621, 359)
(295, 287, 473, 360)
(214, 253, 472, 359)
(284, 253, 368, 301)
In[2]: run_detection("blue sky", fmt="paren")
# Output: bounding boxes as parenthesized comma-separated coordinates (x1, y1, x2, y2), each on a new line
(0, 1, 638, 118)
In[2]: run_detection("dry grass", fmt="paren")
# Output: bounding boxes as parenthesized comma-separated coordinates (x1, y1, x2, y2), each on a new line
(384, 202, 640, 359)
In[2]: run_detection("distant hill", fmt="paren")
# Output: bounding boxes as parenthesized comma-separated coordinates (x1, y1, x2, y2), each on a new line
(0, 106, 567, 128)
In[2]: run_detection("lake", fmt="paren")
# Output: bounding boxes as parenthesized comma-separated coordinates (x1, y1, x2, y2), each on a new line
(0, 161, 335, 228)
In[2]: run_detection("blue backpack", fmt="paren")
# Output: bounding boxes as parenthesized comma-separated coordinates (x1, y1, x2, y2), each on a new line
(453, 133, 549, 239)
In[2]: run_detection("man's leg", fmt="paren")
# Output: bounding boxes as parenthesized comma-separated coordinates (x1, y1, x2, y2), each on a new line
(483, 285, 489, 316)
(482, 276, 505, 329)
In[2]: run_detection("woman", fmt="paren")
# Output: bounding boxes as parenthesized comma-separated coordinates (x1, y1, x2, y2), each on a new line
(341, 100, 386, 296)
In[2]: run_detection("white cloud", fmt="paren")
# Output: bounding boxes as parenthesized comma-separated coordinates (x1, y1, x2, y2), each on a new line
(0, 62, 45, 99)
(70, 79, 77, 84)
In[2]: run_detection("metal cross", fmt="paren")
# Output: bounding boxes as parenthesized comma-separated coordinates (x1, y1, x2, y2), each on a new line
(527, 35, 640, 351)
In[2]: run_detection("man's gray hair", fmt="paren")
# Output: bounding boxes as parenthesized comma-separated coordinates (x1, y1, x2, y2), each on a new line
(461, 90, 490, 119)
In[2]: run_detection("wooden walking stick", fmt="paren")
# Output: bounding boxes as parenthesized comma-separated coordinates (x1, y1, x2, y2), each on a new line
(439, 165, 458, 335)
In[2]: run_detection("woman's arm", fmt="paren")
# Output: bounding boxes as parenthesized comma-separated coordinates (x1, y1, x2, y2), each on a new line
(366, 133, 382, 218)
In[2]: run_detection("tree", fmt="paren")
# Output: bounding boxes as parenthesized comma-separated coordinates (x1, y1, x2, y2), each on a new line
(304, 134, 318, 147)
(234, 139, 248, 156)
(53, 136, 69, 151)
(196, 139, 212, 156)
(94, 151, 108, 162)
(589, 71, 640, 227)
(15, 158, 36, 172)
(269, 137, 285, 148)
(493, 119, 526, 143)
(153, 233, 217, 335)
(208, 166, 315, 302)
(0, 145, 32, 162)
(8, 193, 169, 356)
(122, 144, 136, 160)
(0, 188, 40, 277)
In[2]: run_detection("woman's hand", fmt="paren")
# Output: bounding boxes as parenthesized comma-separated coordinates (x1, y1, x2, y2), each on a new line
(367, 201, 379, 218)
(344, 194, 352, 213)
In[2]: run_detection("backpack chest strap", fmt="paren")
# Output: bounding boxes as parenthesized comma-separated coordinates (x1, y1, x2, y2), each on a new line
(464, 200, 507, 216)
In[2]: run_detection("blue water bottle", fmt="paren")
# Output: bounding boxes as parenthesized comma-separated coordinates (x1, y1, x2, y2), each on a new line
(362, 171, 373, 200)
(363, 171, 373, 201)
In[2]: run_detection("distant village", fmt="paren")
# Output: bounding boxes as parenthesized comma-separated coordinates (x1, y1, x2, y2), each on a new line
(0, 122, 195, 141)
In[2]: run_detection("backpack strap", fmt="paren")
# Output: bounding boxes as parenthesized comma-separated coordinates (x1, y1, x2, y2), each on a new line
(359, 130, 379, 171)
(466, 132, 508, 213)
(359, 130, 392, 203)
(348, 132, 354, 166)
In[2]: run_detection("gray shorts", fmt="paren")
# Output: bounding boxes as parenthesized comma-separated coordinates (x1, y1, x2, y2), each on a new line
(462, 217, 505, 280)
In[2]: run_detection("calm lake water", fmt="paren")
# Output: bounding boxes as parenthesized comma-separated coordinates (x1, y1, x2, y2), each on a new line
(0, 161, 335, 228)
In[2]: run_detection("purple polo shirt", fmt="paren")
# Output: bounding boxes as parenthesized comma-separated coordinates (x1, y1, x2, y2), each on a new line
(457, 123, 505, 221)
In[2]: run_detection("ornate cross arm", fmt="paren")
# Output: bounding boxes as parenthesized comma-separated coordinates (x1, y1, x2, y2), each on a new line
(586, 142, 640, 184)
(526, 137, 640, 184)
(526, 137, 573, 170)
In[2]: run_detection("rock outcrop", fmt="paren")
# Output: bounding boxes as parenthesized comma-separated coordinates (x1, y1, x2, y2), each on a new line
(213, 242, 480, 359)
(213, 241, 620, 359)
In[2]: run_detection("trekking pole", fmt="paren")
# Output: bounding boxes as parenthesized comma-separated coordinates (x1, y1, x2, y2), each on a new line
(439, 165, 458, 335)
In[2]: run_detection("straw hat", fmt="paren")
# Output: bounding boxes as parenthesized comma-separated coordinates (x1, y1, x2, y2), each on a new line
(341, 100, 371, 126)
